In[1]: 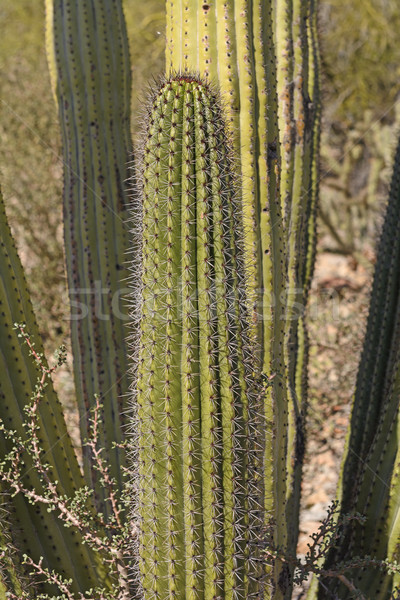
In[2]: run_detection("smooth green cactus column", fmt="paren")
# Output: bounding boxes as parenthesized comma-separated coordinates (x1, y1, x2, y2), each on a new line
(134, 75, 263, 600)
(314, 137, 400, 599)
(45, 0, 133, 508)
(0, 187, 109, 594)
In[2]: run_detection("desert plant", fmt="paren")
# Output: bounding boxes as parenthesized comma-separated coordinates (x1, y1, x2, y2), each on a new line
(307, 133, 400, 600)
(45, 0, 133, 509)
(0, 185, 110, 595)
(0, 1, 399, 600)
(134, 74, 264, 600)
(165, 4, 321, 594)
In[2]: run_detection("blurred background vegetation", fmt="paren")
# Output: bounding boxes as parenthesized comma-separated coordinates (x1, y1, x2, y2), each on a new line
(0, 0, 399, 551)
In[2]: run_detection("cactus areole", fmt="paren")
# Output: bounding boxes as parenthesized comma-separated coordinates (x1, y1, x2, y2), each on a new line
(134, 76, 264, 600)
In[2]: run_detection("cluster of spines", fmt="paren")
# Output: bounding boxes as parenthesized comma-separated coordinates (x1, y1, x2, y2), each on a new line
(132, 75, 265, 600)
(0, 186, 108, 594)
(45, 0, 133, 509)
(316, 137, 400, 599)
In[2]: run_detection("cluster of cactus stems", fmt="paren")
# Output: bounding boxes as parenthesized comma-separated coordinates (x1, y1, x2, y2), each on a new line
(0, 0, 399, 599)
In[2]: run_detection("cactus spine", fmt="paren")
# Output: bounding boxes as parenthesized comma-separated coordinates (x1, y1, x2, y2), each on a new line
(0, 516, 27, 599)
(135, 75, 262, 600)
(0, 187, 109, 594)
(45, 0, 133, 507)
(314, 137, 400, 599)
(165, 2, 321, 596)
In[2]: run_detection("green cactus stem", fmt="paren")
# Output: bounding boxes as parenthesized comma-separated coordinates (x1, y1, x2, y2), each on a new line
(0, 187, 109, 594)
(45, 0, 133, 508)
(133, 75, 265, 600)
(316, 137, 400, 599)
(167, 0, 278, 338)
(0, 515, 26, 599)
(165, 3, 321, 596)
(283, 0, 321, 558)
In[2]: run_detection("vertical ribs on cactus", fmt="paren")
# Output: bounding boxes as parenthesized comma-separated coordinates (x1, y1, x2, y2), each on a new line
(132, 74, 268, 600)
(314, 136, 400, 600)
(165, 2, 322, 595)
(45, 0, 133, 510)
(0, 187, 110, 594)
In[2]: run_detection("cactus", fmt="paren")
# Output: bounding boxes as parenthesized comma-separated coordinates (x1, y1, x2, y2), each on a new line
(134, 74, 265, 600)
(2, 1, 400, 600)
(0, 186, 109, 594)
(311, 136, 400, 599)
(165, 1, 321, 594)
(0, 515, 27, 599)
(283, 0, 321, 558)
(45, 0, 133, 509)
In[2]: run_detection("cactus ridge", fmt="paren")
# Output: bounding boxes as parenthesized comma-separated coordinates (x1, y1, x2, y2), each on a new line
(46, 0, 133, 510)
(131, 74, 267, 600)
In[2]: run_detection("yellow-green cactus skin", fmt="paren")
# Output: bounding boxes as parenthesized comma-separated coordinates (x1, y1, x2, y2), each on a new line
(134, 75, 265, 600)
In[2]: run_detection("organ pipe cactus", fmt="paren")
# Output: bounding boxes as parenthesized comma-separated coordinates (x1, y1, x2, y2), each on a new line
(309, 136, 400, 600)
(45, 0, 133, 509)
(134, 74, 265, 600)
(165, 0, 321, 591)
(0, 187, 109, 594)
(0, 1, 400, 600)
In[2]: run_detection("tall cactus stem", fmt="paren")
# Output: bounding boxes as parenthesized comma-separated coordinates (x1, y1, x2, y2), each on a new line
(316, 136, 400, 600)
(133, 75, 263, 600)
(45, 0, 133, 509)
(164, 3, 322, 597)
